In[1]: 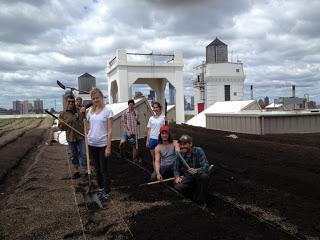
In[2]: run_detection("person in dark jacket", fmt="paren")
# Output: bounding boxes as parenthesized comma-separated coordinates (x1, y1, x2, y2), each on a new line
(59, 95, 86, 179)
(174, 134, 212, 206)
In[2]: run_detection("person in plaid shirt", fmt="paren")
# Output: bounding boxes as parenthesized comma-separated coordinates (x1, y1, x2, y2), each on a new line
(174, 134, 213, 207)
(119, 99, 140, 160)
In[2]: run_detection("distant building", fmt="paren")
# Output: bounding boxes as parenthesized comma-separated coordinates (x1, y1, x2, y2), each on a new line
(78, 73, 96, 92)
(169, 83, 175, 105)
(12, 100, 22, 114)
(34, 98, 43, 113)
(190, 96, 194, 110)
(301, 99, 317, 109)
(308, 101, 317, 109)
(0, 108, 11, 115)
(264, 96, 269, 106)
(22, 100, 30, 114)
(147, 90, 155, 102)
(258, 99, 265, 109)
(193, 38, 245, 113)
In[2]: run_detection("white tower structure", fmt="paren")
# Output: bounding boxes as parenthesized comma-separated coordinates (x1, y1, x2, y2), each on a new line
(107, 49, 184, 123)
(193, 38, 245, 113)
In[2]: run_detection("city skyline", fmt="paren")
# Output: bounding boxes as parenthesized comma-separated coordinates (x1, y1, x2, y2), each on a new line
(0, 0, 320, 110)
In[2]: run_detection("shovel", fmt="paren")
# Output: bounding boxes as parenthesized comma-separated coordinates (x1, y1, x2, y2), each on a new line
(46, 110, 103, 208)
(83, 119, 103, 209)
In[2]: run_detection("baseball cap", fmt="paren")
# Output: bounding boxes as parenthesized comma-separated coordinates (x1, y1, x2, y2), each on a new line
(178, 135, 192, 144)
(160, 125, 169, 132)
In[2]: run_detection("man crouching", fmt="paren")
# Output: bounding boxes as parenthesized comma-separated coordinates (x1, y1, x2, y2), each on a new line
(174, 134, 211, 207)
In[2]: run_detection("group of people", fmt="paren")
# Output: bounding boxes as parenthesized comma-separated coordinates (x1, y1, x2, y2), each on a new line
(151, 125, 212, 206)
(59, 88, 113, 201)
(59, 88, 212, 206)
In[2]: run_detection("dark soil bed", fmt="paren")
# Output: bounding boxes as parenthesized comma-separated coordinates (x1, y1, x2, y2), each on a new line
(0, 122, 319, 239)
(170, 124, 320, 239)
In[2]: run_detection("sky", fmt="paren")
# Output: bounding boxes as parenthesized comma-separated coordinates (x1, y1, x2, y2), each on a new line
(1, 0, 320, 111)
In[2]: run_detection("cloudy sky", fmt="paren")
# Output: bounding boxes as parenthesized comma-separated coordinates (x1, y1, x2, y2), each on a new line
(1, 0, 320, 110)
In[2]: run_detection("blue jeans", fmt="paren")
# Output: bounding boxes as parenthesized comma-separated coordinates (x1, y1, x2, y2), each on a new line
(148, 138, 158, 150)
(68, 139, 86, 169)
(121, 133, 136, 146)
(150, 164, 174, 181)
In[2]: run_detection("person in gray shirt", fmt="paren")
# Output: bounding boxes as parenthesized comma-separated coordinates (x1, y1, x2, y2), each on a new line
(150, 125, 180, 181)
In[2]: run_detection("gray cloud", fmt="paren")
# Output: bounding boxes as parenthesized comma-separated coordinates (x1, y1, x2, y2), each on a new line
(0, 0, 320, 110)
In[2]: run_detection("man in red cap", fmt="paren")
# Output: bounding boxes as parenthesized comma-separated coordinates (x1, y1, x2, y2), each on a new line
(150, 125, 180, 181)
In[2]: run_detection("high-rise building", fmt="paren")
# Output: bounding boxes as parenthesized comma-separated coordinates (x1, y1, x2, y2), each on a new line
(34, 98, 43, 113)
(12, 100, 22, 113)
(258, 99, 265, 108)
(190, 96, 194, 110)
(264, 96, 270, 106)
(147, 90, 155, 102)
(184, 96, 188, 110)
(78, 73, 96, 92)
(169, 83, 175, 105)
(22, 100, 29, 114)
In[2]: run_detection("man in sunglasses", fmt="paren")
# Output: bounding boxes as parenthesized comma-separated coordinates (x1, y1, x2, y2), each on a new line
(174, 134, 213, 208)
(59, 95, 86, 179)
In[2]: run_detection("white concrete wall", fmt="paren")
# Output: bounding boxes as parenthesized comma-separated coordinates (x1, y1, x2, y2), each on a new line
(192, 62, 245, 110)
(107, 49, 185, 123)
(206, 77, 244, 107)
(205, 62, 244, 76)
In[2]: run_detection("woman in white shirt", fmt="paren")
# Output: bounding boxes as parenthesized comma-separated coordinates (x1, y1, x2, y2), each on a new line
(146, 102, 166, 170)
(86, 88, 113, 201)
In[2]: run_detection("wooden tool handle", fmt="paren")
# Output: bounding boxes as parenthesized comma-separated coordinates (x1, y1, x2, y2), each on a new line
(45, 110, 85, 137)
(83, 119, 91, 175)
(177, 152, 191, 169)
(140, 177, 175, 186)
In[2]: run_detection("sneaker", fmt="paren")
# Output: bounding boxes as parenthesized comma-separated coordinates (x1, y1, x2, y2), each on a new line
(99, 191, 110, 201)
(72, 172, 80, 179)
(208, 164, 215, 176)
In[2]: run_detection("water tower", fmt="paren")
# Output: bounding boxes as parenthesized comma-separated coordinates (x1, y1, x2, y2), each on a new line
(193, 38, 245, 113)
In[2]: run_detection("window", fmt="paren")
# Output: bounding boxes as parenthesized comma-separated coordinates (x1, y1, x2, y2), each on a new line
(233, 92, 237, 96)
(236, 69, 239, 72)
(224, 85, 230, 101)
